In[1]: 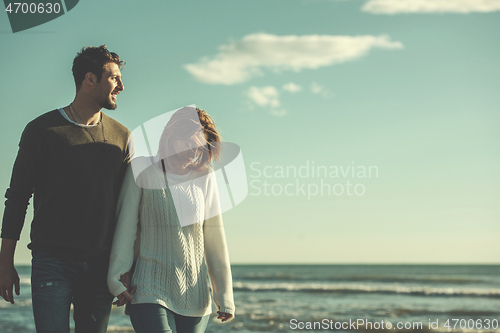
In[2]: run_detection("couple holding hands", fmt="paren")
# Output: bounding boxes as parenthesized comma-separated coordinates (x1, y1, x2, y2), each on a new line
(0, 45, 234, 333)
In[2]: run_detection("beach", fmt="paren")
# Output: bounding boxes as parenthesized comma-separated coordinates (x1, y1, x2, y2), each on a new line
(1, 265, 499, 332)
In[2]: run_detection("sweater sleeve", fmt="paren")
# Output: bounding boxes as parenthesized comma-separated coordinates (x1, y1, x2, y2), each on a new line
(1, 122, 41, 240)
(107, 164, 142, 296)
(203, 171, 235, 317)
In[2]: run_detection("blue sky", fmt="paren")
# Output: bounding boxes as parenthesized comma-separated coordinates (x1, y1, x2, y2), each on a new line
(1, 0, 499, 264)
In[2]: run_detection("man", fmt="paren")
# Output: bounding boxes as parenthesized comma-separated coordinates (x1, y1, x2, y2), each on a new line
(0, 45, 131, 333)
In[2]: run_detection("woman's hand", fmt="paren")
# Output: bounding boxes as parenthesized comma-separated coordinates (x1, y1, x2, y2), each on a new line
(113, 271, 136, 307)
(113, 290, 134, 307)
(217, 311, 233, 322)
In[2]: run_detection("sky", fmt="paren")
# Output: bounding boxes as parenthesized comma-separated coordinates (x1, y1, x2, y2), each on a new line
(0, 0, 499, 265)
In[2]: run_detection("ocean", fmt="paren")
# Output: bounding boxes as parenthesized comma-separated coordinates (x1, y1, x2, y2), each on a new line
(1, 265, 499, 332)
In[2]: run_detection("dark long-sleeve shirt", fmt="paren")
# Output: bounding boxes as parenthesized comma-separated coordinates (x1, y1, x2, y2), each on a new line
(1, 110, 131, 260)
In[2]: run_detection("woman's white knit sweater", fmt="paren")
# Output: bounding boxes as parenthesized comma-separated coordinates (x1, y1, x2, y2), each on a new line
(107, 159, 235, 317)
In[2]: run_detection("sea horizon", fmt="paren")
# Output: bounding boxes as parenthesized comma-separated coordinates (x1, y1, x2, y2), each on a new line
(3, 264, 499, 332)
(13, 262, 500, 266)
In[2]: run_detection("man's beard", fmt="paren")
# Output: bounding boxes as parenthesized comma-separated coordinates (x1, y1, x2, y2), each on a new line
(101, 96, 117, 110)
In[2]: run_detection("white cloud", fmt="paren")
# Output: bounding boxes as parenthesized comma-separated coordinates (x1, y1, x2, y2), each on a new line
(184, 33, 403, 85)
(247, 86, 280, 108)
(311, 82, 324, 94)
(362, 0, 500, 14)
(247, 86, 287, 116)
(283, 82, 303, 93)
(310, 82, 330, 98)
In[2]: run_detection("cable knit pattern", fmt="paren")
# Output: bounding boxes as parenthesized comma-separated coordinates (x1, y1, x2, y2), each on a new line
(108, 159, 235, 317)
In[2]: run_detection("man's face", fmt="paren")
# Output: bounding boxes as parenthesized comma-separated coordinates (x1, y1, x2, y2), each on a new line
(94, 62, 124, 110)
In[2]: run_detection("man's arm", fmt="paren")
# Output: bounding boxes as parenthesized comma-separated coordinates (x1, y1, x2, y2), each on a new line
(0, 238, 20, 304)
(0, 122, 41, 305)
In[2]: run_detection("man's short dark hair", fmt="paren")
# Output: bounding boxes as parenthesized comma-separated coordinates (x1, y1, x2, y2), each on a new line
(72, 45, 125, 91)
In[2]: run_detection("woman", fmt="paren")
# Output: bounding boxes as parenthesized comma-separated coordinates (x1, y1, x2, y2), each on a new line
(108, 106, 234, 333)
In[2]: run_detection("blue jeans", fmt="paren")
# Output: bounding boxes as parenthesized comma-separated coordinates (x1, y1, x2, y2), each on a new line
(129, 303, 210, 333)
(31, 251, 114, 333)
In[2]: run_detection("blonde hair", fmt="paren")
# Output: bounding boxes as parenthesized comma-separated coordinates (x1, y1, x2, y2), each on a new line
(157, 107, 221, 170)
